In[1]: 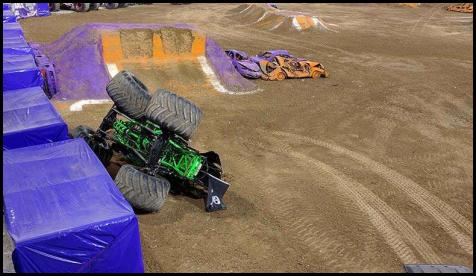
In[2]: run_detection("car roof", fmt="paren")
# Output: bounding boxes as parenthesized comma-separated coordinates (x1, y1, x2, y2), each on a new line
(226, 49, 249, 58)
(262, 50, 292, 56)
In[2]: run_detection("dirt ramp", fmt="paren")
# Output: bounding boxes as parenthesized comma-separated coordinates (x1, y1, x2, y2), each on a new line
(39, 23, 257, 102)
(229, 3, 332, 32)
(159, 28, 195, 55)
(120, 29, 154, 58)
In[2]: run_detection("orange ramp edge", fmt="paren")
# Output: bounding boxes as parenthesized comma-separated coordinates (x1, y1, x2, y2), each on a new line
(101, 31, 124, 72)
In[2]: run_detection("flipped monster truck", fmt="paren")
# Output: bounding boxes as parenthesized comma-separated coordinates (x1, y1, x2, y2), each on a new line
(259, 56, 329, 81)
(71, 71, 230, 213)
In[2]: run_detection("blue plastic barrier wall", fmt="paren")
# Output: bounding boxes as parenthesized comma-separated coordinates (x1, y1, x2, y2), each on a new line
(10, 3, 51, 19)
(3, 53, 43, 90)
(3, 9, 16, 22)
(3, 12, 144, 274)
(37, 3, 50, 17)
(3, 22, 25, 37)
(3, 35, 34, 55)
(3, 86, 69, 150)
(3, 139, 145, 273)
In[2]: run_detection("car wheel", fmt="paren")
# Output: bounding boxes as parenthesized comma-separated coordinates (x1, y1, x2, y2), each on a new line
(311, 70, 321, 79)
(276, 71, 286, 81)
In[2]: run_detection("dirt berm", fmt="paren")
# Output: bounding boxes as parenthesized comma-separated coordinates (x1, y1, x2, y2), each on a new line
(39, 23, 257, 101)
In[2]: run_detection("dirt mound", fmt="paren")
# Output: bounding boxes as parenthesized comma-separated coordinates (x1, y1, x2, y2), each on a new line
(229, 3, 332, 33)
(39, 23, 257, 101)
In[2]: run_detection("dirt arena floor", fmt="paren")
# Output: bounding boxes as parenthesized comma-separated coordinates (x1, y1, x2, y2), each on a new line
(20, 3, 473, 272)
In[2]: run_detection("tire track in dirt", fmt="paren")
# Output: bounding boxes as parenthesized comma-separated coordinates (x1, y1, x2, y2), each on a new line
(409, 3, 446, 35)
(223, 149, 300, 271)
(259, 183, 373, 272)
(236, 138, 375, 272)
(269, 130, 473, 256)
(239, 138, 373, 245)
(389, 151, 471, 194)
(259, 135, 442, 264)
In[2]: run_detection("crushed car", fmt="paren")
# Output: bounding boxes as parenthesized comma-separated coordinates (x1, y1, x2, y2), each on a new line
(250, 49, 295, 63)
(259, 56, 329, 81)
(227, 49, 296, 79)
(227, 49, 328, 81)
(225, 49, 262, 79)
(447, 3, 473, 13)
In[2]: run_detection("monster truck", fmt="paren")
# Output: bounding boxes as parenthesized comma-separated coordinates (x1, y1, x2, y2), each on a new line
(71, 71, 229, 212)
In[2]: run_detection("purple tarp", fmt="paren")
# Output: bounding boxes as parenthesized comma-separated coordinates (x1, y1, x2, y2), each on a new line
(3, 138, 144, 272)
(3, 86, 68, 150)
(38, 23, 256, 100)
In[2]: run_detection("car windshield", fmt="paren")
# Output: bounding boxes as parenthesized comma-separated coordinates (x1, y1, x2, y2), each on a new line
(262, 52, 272, 58)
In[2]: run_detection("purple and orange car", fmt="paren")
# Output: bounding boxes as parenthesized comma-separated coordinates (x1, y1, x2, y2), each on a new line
(226, 49, 295, 79)
(225, 50, 262, 79)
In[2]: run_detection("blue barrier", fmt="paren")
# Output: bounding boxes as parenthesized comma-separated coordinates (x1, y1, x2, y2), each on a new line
(3, 35, 34, 56)
(3, 22, 25, 37)
(3, 139, 145, 273)
(3, 12, 144, 274)
(3, 9, 16, 23)
(3, 53, 43, 90)
(10, 3, 51, 19)
(3, 86, 69, 150)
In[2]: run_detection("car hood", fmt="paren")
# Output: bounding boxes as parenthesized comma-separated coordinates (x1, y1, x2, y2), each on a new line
(250, 56, 265, 63)
(235, 60, 261, 72)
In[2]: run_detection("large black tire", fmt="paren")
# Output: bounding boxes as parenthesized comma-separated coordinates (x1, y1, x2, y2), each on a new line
(106, 71, 151, 119)
(104, 3, 119, 9)
(89, 3, 100, 10)
(70, 125, 113, 166)
(145, 89, 203, 140)
(118, 3, 129, 8)
(49, 3, 60, 11)
(115, 165, 170, 212)
(73, 3, 90, 12)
